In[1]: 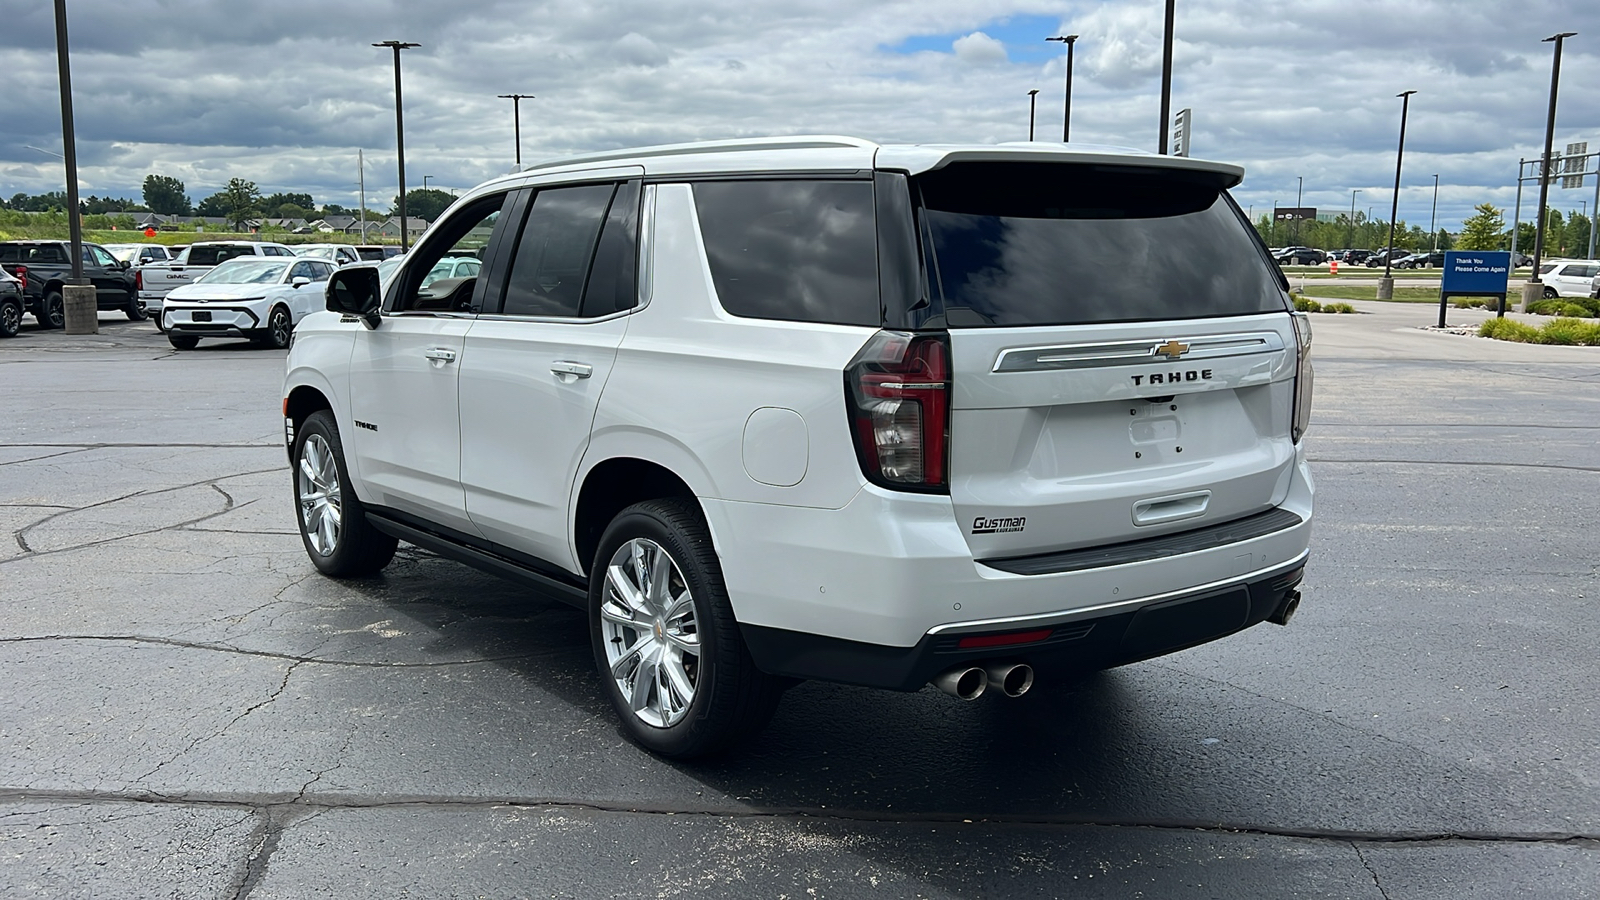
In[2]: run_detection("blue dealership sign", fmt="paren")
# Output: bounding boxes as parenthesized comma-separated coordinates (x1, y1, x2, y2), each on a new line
(1441, 251, 1511, 295)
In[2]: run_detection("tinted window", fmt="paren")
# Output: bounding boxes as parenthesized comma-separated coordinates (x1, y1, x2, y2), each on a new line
(189, 245, 255, 266)
(289, 261, 317, 281)
(500, 183, 614, 318)
(36, 245, 66, 264)
(693, 180, 879, 326)
(915, 163, 1287, 327)
(580, 180, 641, 317)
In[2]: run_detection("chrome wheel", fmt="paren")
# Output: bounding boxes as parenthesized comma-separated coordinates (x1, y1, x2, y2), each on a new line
(297, 433, 342, 556)
(600, 537, 700, 728)
(0, 302, 19, 337)
(268, 308, 291, 348)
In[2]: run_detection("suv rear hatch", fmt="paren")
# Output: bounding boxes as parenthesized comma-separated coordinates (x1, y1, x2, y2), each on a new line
(910, 161, 1299, 560)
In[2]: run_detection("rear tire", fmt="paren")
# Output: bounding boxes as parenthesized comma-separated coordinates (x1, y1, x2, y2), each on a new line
(167, 333, 199, 350)
(0, 300, 21, 337)
(292, 409, 397, 577)
(589, 498, 781, 758)
(124, 297, 148, 321)
(1544, 287, 1559, 299)
(37, 290, 64, 329)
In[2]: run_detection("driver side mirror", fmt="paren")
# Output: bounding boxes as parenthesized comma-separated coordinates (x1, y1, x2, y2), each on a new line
(326, 266, 382, 328)
(292, 277, 312, 289)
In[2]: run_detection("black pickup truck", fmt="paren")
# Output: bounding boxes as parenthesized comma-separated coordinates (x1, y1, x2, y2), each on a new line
(0, 240, 143, 329)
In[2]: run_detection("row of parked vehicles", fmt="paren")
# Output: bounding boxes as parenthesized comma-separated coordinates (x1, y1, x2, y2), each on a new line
(1271, 246, 1536, 269)
(0, 239, 402, 343)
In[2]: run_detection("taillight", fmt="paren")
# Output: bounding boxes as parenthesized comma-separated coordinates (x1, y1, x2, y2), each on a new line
(1291, 312, 1314, 443)
(844, 330, 951, 491)
(134, 268, 143, 291)
(14, 266, 26, 292)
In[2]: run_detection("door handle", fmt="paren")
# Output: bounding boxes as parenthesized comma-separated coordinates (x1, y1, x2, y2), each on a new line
(423, 347, 457, 367)
(550, 361, 593, 381)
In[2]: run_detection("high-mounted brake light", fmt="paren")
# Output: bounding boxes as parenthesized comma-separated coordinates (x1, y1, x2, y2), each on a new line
(844, 330, 951, 491)
(1291, 312, 1314, 443)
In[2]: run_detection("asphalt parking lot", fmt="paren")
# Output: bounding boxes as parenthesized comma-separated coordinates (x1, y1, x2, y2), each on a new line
(1, 305, 1597, 898)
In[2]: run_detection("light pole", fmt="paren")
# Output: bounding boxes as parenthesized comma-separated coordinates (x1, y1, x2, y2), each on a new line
(52, 0, 84, 285)
(1349, 189, 1360, 250)
(1158, 0, 1175, 154)
(1295, 175, 1303, 245)
(1028, 89, 1039, 141)
(423, 175, 433, 191)
(1378, 90, 1417, 299)
(374, 40, 420, 250)
(1528, 32, 1576, 306)
(1429, 174, 1439, 251)
(498, 93, 534, 168)
(1046, 35, 1078, 142)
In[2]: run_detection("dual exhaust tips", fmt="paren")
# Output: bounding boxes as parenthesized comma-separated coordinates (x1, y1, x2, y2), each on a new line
(932, 662, 1034, 701)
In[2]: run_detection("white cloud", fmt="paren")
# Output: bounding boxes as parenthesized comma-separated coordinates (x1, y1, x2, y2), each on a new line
(613, 32, 670, 68)
(952, 31, 1008, 65)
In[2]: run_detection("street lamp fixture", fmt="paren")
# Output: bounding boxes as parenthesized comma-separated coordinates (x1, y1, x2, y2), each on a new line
(373, 40, 420, 251)
(1529, 32, 1577, 302)
(498, 93, 535, 168)
(1027, 89, 1039, 141)
(1379, 90, 1417, 298)
(1045, 35, 1078, 142)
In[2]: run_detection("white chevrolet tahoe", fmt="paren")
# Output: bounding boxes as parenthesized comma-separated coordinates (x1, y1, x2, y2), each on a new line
(282, 137, 1315, 758)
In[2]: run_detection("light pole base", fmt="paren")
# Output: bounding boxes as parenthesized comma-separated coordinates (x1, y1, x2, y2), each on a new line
(62, 284, 97, 334)
(1376, 277, 1395, 300)
(1520, 281, 1544, 312)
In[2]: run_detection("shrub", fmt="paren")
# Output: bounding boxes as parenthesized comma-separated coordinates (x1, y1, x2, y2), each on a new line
(1558, 303, 1592, 318)
(1451, 296, 1490, 309)
(1293, 297, 1322, 312)
(1324, 302, 1357, 314)
(1525, 299, 1565, 315)
(1478, 318, 1539, 342)
(1536, 317, 1600, 345)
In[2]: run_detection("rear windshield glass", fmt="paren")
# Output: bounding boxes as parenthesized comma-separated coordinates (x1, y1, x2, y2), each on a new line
(189, 245, 256, 267)
(693, 180, 879, 327)
(914, 163, 1286, 327)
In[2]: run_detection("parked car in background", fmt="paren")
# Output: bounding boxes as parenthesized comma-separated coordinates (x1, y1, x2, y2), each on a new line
(0, 240, 143, 327)
(103, 243, 177, 267)
(420, 256, 481, 287)
(1363, 248, 1410, 268)
(0, 267, 23, 337)
(294, 244, 365, 266)
(1274, 247, 1326, 265)
(163, 256, 336, 350)
(284, 136, 1314, 757)
(1338, 249, 1373, 264)
(1533, 260, 1600, 298)
(138, 241, 297, 330)
(1394, 250, 1445, 269)
(353, 245, 403, 261)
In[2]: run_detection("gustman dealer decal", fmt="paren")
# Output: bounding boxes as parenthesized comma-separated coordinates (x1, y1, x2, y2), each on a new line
(973, 516, 1026, 535)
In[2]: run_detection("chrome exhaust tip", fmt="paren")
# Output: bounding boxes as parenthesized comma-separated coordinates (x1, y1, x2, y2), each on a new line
(1269, 590, 1301, 626)
(932, 665, 988, 701)
(985, 662, 1034, 698)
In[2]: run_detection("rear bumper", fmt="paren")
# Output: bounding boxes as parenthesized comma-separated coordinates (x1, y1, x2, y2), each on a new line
(742, 559, 1305, 690)
(702, 446, 1314, 684)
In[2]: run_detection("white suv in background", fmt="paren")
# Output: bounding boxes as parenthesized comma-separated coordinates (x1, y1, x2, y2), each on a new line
(283, 137, 1315, 757)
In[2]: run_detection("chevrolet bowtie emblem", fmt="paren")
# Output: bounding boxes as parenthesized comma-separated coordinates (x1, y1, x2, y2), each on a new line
(1153, 340, 1191, 360)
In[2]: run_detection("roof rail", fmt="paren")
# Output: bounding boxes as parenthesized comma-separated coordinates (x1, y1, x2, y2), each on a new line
(515, 135, 878, 174)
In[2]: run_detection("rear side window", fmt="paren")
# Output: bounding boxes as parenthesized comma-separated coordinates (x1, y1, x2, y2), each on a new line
(692, 180, 879, 327)
(915, 162, 1287, 327)
(189, 245, 254, 266)
(500, 183, 614, 318)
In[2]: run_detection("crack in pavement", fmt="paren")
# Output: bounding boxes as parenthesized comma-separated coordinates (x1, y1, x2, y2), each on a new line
(6, 467, 280, 563)
(0, 787, 1595, 846)
(0, 448, 95, 468)
(130, 660, 305, 788)
(0, 634, 565, 669)
(1353, 843, 1393, 900)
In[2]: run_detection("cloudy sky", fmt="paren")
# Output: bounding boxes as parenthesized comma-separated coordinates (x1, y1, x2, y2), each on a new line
(1, 0, 1597, 231)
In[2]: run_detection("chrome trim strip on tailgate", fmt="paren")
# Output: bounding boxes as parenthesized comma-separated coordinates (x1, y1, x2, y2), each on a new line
(982, 507, 1303, 576)
(993, 331, 1285, 373)
(929, 550, 1309, 636)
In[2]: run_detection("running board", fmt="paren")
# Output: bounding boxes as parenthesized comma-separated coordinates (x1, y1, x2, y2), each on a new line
(365, 512, 590, 608)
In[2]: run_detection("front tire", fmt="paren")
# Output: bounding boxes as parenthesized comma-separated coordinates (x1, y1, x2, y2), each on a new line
(589, 499, 781, 758)
(1544, 287, 1559, 299)
(256, 305, 292, 349)
(292, 410, 397, 577)
(167, 333, 199, 350)
(37, 290, 64, 329)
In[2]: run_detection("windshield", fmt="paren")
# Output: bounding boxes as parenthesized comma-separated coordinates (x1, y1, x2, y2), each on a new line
(199, 260, 288, 284)
(105, 246, 140, 263)
(914, 162, 1287, 327)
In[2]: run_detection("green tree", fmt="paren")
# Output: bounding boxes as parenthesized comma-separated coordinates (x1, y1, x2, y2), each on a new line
(389, 188, 454, 223)
(1457, 203, 1504, 251)
(143, 175, 191, 215)
(1563, 212, 1590, 258)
